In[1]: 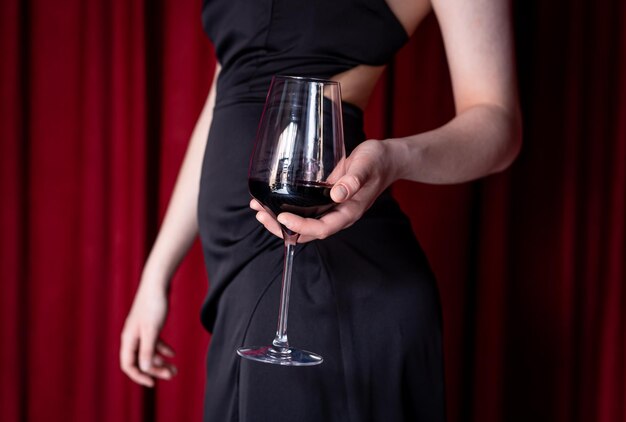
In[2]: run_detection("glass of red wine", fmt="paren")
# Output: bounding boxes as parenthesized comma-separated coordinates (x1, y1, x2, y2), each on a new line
(237, 75, 345, 366)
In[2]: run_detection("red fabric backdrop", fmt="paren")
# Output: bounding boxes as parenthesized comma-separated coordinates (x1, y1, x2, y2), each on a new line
(1, 0, 624, 421)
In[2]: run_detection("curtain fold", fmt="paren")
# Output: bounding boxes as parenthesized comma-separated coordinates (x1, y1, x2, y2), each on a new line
(0, 0, 624, 421)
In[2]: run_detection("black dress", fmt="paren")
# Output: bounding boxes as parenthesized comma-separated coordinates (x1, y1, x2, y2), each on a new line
(197, 1, 446, 421)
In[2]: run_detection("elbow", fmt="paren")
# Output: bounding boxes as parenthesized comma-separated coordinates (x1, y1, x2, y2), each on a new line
(490, 104, 523, 174)
(492, 127, 522, 174)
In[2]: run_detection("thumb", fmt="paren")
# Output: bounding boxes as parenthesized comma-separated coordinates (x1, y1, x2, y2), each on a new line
(330, 166, 369, 203)
(139, 328, 158, 372)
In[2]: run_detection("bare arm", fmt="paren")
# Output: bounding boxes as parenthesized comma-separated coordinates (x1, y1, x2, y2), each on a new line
(120, 65, 220, 387)
(253, 0, 521, 241)
(387, 0, 521, 184)
(142, 64, 221, 287)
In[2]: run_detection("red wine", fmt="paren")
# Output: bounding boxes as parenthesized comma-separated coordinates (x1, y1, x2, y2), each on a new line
(249, 179, 335, 219)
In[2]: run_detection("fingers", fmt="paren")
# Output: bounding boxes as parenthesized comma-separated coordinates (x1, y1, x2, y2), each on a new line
(277, 201, 362, 240)
(138, 327, 158, 375)
(120, 331, 155, 387)
(150, 340, 178, 379)
(156, 340, 175, 358)
(249, 140, 381, 241)
(277, 213, 331, 239)
(146, 354, 178, 381)
(120, 328, 178, 388)
(250, 199, 283, 238)
(137, 330, 178, 379)
(251, 180, 369, 242)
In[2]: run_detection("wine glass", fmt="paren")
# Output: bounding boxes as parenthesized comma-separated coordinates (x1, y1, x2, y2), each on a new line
(236, 75, 346, 366)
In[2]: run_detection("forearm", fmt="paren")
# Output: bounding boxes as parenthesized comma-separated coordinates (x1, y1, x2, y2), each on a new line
(384, 102, 522, 185)
(141, 66, 220, 289)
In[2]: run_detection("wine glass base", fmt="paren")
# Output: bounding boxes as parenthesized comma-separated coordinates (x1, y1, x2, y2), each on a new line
(237, 345, 323, 366)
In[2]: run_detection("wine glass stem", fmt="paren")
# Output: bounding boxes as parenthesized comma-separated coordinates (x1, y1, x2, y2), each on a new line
(272, 233, 298, 353)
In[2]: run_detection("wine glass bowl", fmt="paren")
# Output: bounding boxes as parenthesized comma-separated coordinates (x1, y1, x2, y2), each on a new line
(237, 75, 345, 366)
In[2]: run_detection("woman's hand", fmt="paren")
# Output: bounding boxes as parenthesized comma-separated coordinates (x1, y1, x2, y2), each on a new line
(120, 280, 177, 387)
(251, 139, 399, 242)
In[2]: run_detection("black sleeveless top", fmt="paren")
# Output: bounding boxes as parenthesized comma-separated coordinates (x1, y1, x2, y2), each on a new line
(201, 0, 408, 107)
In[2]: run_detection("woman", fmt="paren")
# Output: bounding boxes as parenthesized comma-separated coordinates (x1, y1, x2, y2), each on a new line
(120, 0, 521, 420)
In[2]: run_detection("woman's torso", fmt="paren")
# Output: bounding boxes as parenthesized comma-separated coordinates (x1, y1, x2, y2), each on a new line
(197, 0, 425, 330)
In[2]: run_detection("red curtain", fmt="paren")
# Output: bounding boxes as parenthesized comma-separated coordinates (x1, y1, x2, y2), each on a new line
(1, 0, 624, 421)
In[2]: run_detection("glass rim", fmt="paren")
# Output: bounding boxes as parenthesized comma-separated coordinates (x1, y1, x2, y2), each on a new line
(273, 75, 340, 85)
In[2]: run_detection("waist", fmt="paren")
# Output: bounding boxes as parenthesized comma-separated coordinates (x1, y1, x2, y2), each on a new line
(214, 57, 358, 109)
(212, 98, 364, 155)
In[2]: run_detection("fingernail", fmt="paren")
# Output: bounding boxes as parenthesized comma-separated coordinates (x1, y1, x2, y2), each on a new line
(277, 215, 288, 225)
(140, 360, 150, 372)
(334, 185, 348, 201)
